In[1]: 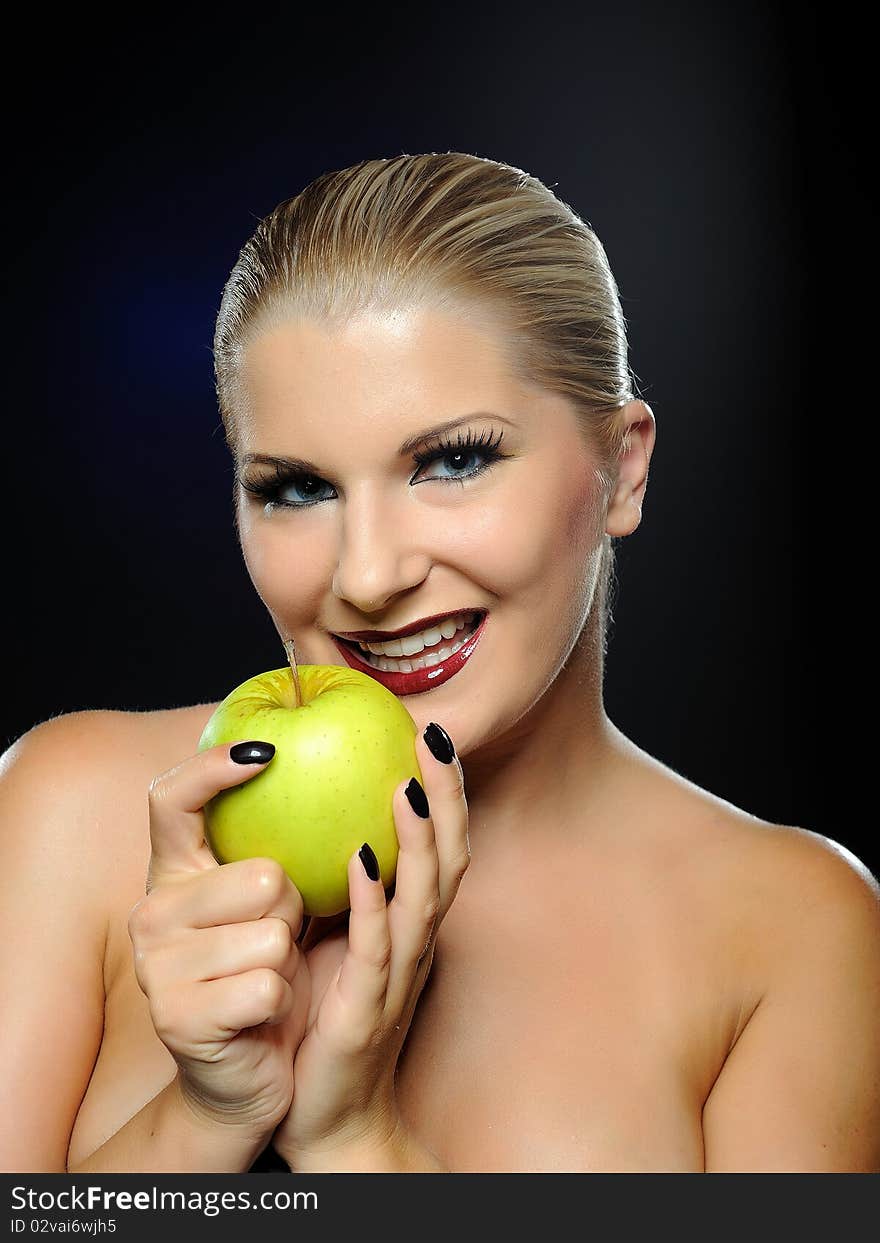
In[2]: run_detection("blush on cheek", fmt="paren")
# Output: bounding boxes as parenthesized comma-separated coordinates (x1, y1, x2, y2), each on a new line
(471, 498, 565, 599)
(499, 465, 607, 624)
(547, 447, 607, 545)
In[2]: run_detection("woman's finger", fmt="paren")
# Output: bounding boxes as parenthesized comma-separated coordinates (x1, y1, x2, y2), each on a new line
(147, 915, 302, 989)
(132, 852, 303, 930)
(146, 740, 276, 890)
(417, 723, 470, 916)
(327, 844, 392, 1043)
(158, 969, 296, 1046)
(135, 855, 303, 933)
(386, 776, 440, 1011)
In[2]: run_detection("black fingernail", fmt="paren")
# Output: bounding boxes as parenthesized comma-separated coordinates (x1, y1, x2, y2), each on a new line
(230, 741, 276, 765)
(424, 722, 455, 764)
(405, 777, 430, 819)
(359, 842, 381, 882)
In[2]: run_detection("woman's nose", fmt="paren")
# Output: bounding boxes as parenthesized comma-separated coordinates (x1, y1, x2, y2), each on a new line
(330, 488, 432, 613)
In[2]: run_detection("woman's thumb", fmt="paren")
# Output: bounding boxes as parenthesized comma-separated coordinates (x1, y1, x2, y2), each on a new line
(146, 740, 276, 890)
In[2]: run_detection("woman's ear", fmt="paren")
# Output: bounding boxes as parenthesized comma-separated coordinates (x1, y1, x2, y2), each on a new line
(605, 400, 656, 538)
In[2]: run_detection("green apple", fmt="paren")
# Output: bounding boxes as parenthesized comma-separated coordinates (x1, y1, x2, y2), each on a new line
(197, 664, 423, 916)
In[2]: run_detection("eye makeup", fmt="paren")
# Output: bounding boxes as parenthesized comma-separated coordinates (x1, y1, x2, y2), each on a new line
(238, 426, 511, 511)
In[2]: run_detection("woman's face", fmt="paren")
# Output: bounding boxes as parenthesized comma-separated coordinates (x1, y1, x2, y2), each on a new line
(233, 304, 612, 758)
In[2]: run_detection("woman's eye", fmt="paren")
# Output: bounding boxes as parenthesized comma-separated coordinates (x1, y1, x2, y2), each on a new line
(276, 476, 335, 505)
(416, 449, 484, 481)
(243, 433, 506, 511)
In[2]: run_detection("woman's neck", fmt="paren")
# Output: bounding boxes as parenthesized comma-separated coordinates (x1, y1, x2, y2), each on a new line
(460, 621, 633, 859)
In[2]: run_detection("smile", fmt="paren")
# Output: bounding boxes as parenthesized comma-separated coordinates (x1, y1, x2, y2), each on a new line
(332, 612, 487, 695)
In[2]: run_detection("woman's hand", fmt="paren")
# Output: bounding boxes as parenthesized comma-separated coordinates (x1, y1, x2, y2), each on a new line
(128, 741, 311, 1141)
(271, 722, 469, 1172)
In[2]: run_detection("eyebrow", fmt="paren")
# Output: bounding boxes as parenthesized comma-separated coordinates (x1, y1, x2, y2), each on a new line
(237, 413, 518, 476)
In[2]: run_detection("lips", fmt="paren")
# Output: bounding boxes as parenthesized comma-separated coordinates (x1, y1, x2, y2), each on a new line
(332, 612, 488, 695)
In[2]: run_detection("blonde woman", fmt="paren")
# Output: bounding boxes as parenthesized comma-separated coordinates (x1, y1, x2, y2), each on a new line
(2, 152, 878, 1174)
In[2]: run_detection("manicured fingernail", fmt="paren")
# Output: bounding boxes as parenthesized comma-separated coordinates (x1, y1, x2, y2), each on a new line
(230, 741, 276, 765)
(405, 777, 430, 819)
(358, 842, 380, 882)
(424, 722, 455, 764)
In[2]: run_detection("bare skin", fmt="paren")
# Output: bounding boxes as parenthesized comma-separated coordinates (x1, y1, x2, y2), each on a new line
(62, 701, 759, 1173)
(3, 305, 878, 1172)
(50, 694, 879, 1173)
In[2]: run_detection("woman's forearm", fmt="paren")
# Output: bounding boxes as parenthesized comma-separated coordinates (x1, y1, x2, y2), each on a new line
(67, 1076, 272, 1174)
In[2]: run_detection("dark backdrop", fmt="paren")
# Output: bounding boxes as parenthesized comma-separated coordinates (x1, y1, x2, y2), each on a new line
(5, 5, 867, 874)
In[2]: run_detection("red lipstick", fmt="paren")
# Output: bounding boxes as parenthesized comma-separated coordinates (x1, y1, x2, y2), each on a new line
(332, 613, 488, 696)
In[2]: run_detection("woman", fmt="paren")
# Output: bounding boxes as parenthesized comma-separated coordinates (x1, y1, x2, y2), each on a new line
(2, 152, 878, 1174)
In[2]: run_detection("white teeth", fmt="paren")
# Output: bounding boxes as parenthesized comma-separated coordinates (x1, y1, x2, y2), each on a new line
(355, 613, 480, 674)
(355, 612, 474, 658)
(400, 633, 425, 657)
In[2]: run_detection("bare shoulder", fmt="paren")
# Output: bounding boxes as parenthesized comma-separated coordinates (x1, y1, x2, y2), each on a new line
(644, 775, 880, 1171)
(2, 701, 222, 778)
(0, 702, 222, 865)
(625, 743, 880, 973)
(738, 820, 880, 975)
(0, 704, 218, 1172)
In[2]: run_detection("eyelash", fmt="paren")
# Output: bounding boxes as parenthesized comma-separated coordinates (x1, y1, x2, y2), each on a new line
(239, 428, 509, 511)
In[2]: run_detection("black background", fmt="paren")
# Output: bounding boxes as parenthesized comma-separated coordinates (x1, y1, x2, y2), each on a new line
(4, 5, 869, 875)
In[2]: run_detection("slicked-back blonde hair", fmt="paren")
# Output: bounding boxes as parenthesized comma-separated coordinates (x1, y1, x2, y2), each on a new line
(214, 151, 638, 657)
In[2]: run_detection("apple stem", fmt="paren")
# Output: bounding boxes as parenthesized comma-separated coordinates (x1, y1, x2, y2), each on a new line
(283, 638, 303, 708)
